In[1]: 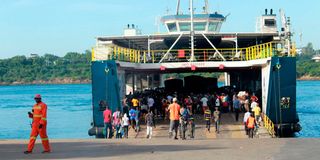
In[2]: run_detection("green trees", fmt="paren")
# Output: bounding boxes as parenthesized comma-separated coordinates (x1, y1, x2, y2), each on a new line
(0, 43, 319, 85)
(0, 51, 91, 84)
(296, 42, 320, 78)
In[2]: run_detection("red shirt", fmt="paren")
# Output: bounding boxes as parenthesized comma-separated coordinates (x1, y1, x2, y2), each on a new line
(103, 109, 112, 123)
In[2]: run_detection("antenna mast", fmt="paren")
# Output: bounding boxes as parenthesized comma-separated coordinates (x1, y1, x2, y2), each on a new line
(204, 0, 209, 14)
(190, 0, 195, 61)
(176, 0, 181, 15)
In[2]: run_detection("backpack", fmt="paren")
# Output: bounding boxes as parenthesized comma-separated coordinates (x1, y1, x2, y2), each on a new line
(181, 109, 190, 121)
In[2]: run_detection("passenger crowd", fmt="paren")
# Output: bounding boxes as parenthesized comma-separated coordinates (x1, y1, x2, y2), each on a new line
(102, 89, 262, 139)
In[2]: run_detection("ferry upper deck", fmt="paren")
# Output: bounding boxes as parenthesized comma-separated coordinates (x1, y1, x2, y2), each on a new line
(92, 32, 295, 73)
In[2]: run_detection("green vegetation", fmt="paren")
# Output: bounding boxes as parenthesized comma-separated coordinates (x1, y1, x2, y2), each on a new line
(0, 51, 91, 84)
(296, 43, 320, 78)
(0, 42, 319, 85)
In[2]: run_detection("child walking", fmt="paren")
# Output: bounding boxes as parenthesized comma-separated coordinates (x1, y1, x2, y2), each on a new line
(145, 110, 154, 139)
(213, 107, 220, 133)
(204, 107, 212, 132)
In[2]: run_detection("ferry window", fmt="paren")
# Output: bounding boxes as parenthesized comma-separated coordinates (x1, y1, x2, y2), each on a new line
(167, 23, 177, 32)
(194, 22, 207, 31)
(265, 19, 276, 26)
(208, 22, 218, 31)
(179, 22, 191, 31)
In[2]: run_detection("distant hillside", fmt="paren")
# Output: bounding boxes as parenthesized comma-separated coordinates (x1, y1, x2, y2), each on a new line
(0, 43, 319, 85)
(296, 43, 320, 80)
(0, 51, 91, 85)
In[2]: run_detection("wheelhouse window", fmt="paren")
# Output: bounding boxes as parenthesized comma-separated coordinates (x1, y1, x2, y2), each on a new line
(208, 22, 218, 31)
(179, 22, 191, 31)
(167, 23, 178, 32)
(194, 22, 207, 31)
(264, 19, 276, 26)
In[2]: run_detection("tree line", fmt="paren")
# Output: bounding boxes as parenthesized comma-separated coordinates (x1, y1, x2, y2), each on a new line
(296, 42, 320, 78)
(0, 51, 91, 84)
(0, 43, 319, 84)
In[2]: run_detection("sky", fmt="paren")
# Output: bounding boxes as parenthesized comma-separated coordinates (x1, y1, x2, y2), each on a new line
(0, 0, 319, 59)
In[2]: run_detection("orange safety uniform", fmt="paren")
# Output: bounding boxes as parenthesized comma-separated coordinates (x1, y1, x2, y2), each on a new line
(27, 101, 51, 152)
(246, 117, 255, 129)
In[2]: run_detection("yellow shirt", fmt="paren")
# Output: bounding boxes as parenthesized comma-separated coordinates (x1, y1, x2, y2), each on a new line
(252, 107, 261, 116)
(132, 98, 139, 107)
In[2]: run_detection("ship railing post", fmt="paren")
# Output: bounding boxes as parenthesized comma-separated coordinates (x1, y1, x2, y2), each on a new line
(135, 50, 138, 63)
(252, 47, 255, 60)
(130, 49, 132, 61)
(138, 50, 141, 63)
(124, 48, 127, 61)
(113, 46, 116, 60)
(91, 47, 95, 61)
(246, 48, 249, 61)
(152, 51, 155, 63)
(126, 48, 129, 61)
(118, 47, 121, 61)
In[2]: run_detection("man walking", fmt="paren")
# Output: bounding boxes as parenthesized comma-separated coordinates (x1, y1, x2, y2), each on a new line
(24, 94, 51, 154)
(168, 98, 181, 140)
(213, 107, 220, 133)
(233, 96, 241, 121)
(103, 106, 113, 139)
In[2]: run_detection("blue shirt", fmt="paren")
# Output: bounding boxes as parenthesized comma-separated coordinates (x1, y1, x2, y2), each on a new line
(233, 99, 241, 109)
(129, 109, 136, 120)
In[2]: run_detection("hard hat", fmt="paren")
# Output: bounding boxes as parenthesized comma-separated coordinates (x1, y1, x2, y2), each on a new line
(34, 94, 41, 99)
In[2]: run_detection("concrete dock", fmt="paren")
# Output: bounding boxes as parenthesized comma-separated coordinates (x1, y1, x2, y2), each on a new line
(1, 113, 318, 160)
(1, 138, 319, 160)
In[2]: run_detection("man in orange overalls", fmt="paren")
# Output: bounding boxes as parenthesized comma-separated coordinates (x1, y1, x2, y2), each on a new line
(24, 94, 51, 154)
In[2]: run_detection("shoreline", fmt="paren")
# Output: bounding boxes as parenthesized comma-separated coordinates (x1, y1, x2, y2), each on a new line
(0, 78, 319, 86)
(0, 79, 91, 86)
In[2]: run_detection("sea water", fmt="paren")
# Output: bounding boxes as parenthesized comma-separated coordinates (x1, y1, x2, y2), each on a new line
(0, 81, 319, 139)
(0, 84, 92, 139)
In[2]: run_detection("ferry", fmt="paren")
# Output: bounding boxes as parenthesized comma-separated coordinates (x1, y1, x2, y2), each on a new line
(88, 0, 301, 138)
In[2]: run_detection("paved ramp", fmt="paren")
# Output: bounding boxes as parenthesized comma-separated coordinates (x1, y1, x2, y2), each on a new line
(129, 113, 271, 139)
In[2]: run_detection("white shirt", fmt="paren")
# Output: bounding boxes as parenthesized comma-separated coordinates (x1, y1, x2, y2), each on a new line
(243, 111, 251, 123)
(148, 98, 155, 107)
(122, 116, 129, 126)
(215, 98, 220, 106)
(201, 97, 208, 106)
(250, 101, 258, 109)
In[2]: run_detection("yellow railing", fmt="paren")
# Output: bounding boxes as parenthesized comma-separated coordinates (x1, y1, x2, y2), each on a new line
(245, 42, 274, 61)
(92, 41, 295, 62)
(264, 115, 276, 137)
